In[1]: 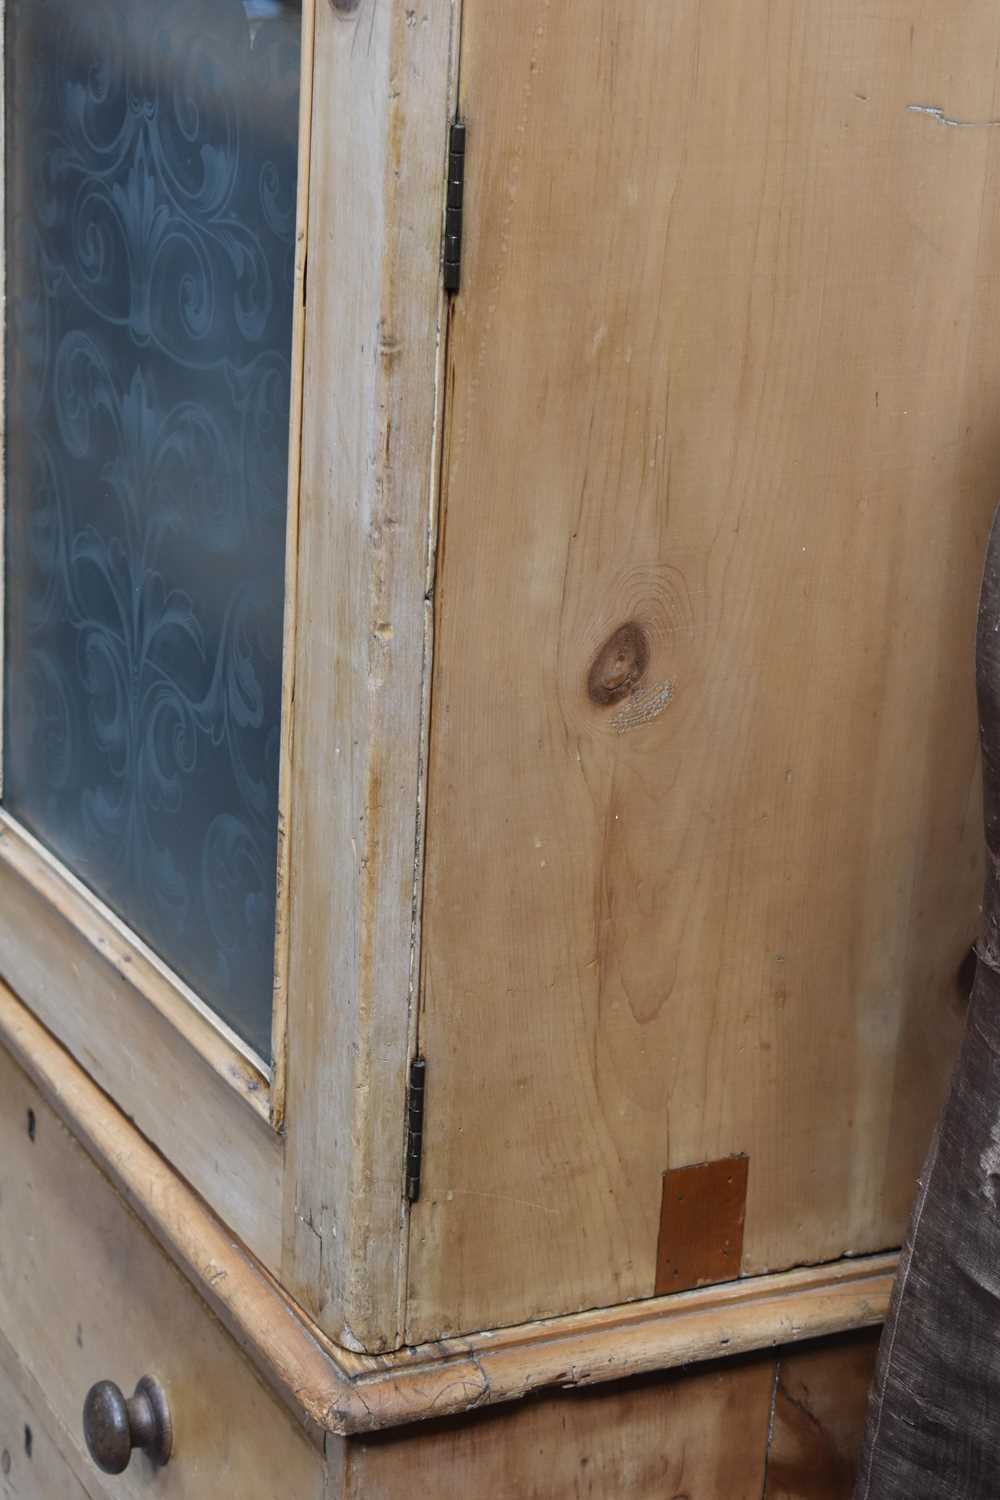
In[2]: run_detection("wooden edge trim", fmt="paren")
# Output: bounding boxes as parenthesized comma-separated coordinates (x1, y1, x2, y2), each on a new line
(270, 0, 318, 1129)
(358, 1254, 893, 1426)
(0, 981, 894, 1436)
(0, 980, 363, 1436)
(0, 812, 271, 1120)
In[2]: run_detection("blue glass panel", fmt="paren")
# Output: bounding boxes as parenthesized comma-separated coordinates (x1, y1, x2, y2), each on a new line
(4, 0, 302, 1060)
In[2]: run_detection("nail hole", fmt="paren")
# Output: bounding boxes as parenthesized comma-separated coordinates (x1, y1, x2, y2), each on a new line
(26, 1109, 35, 1142)
(23, 1426, 32, 1460)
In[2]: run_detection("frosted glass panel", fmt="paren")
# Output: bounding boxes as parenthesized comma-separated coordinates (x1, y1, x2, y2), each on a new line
(3, 0, 302, 1060)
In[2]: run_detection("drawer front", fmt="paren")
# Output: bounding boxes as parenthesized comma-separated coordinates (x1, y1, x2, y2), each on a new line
(0, 1043, 324, 1500)
(0, 1347, 97, 1500)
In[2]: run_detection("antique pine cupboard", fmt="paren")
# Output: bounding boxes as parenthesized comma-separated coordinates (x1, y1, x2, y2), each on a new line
(0, 0, 993, 1494)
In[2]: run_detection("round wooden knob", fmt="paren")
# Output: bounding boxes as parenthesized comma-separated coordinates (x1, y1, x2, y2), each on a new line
(82, 1376, 172, 1475)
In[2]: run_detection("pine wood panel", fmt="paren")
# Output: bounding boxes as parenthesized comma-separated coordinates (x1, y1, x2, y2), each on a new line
(0, 1043, 325, 1500)
(339, 1335, 879, 1497)
(764, 1330, 880, 1499)
(341, 1358, 775, 1500)
(0, 820, 284, 1267)
(410, 0, 995, 1339)
(0, 1344, 98, 1500)
(0, 979, 894, 1435)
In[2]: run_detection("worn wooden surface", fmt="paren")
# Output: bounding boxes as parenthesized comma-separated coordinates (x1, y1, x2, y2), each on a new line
(340, 1332, 879, 1498)
(0, 980, 894, 1435)
(270, 0, 317, 1127)
(339, 1358, 776, 1500)
(0, 992, 880, 1495)
(411, 0, 991, 1340)
(765, 1331, 880, 1498)
(0, 0, 460, 1356)
(281, 0, 457, 1351)
(0, 1342, 98, 1500)
(0, 980, 881, 1495)
(0, 1040, 325, 1500)
(0, 819, 283, 1266)
(0, 0, 458, 1351)
(0, 1315, 880, 1499)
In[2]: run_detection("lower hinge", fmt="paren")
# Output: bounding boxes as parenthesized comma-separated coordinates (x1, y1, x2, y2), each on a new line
(443, 119, 466, 294)
(405, 1056, 427, 1203)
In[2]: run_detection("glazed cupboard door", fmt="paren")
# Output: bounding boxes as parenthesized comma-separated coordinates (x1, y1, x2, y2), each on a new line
(0, 0, 455, 1353)
(3, 0, 301, 1068)
(406, 0, 996, 1340)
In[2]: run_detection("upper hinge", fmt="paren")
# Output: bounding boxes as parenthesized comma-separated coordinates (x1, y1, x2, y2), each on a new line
(443, 119, 466, 294)
(405, 1056, 427, 1203)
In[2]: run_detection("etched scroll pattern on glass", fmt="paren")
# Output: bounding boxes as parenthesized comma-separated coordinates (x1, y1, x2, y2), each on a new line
(4, 0, 301, 1059)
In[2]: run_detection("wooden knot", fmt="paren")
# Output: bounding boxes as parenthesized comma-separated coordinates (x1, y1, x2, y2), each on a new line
(587, 622, 650, 705)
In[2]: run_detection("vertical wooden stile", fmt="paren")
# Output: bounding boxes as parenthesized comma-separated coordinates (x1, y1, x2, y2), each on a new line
(281, 0, 459, 1351)
(271, 0, 319, 1122)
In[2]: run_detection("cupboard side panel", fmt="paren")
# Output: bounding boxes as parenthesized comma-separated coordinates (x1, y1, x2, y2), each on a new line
(410, 0, 990, 1338)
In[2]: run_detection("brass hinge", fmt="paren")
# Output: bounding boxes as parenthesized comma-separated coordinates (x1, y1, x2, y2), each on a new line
(443, 120, 466, 294)
(405, 1056, 427, 1203)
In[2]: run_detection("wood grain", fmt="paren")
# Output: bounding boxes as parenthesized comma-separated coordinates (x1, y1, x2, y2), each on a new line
(281, 0, 457, 1351)
(764, 1331, 881, 1499)
(0, 1339, 99, 1500)
(270, 0, 318, 1126)
(656, 1156, 749, 1295)
(410, 0, 992, 1340)
(0, 0, 457, 1352)
(0, 1039, 326, 1500)
(342, 1358, 775, 1500)
(0, 980, 894, 1436)
(0, 819, 283, 1268)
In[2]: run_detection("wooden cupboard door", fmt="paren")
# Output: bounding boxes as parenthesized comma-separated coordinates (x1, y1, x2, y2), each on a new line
(0, 0, 457, 1354)
(409, 0, 995, 1339)
(0, 0, 305, 1276)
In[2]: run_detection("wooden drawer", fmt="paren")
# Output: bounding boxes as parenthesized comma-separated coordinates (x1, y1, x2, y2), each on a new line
(0, 1349, 95, 1500)
(0, 1041, 324, 1500)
